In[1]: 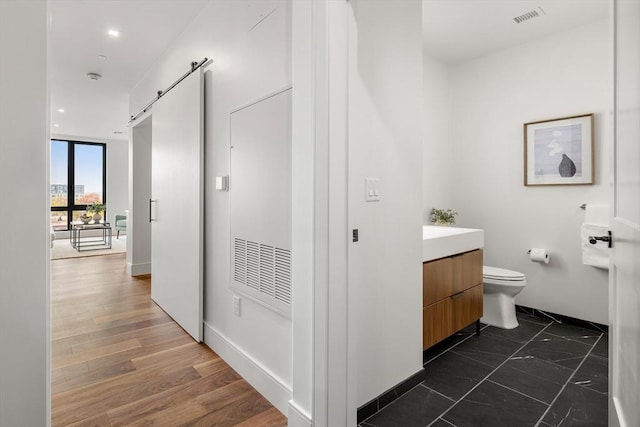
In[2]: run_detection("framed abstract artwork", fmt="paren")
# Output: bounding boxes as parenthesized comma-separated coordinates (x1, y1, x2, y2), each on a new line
(524, 113, 594, 186)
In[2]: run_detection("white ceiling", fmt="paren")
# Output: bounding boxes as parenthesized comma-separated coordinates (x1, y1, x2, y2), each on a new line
(49, 0, 209, 141)
(50, 1, 608, 142)
(423, 0, 609, 64)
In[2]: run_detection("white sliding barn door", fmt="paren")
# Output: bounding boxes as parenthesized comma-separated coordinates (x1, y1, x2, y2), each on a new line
(610, 1, 640, 425)
(151, 70, 204, 342)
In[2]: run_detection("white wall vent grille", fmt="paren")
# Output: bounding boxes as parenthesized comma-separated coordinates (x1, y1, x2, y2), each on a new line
(513, 8, 545, 24)
(233, 238, 291, 307)
(259, 244, 276, 296)
(275, 248, 291, 304)
(246, 240, 260, 291)
(230, 87, 292, 317)
(233, 238, 246, 284)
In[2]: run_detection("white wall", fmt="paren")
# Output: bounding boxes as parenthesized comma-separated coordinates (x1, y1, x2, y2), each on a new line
(0, 1, 49, 425)
(52, 133, 129, 229)
(291, 1, 354, 424)
(348, 0, 424, 406)
(127, 117, 152, 276)
(129, 0, 295, 415)
(423, 53, 453, 220)
(448, 19, 610, 324)
(106, 139, 128, 227)
(289, 2, 316, 423)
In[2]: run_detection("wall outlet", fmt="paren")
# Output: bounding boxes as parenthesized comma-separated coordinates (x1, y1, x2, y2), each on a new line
(233, 295, 241, 316)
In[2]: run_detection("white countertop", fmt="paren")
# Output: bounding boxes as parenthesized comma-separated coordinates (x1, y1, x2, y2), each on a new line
(422, 225, 484, 262)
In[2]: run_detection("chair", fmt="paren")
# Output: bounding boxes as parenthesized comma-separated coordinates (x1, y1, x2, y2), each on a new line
(115, 214, 127, 239)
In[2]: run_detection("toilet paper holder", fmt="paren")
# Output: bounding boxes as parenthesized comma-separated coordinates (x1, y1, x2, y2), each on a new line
(588, 230, 612, 248)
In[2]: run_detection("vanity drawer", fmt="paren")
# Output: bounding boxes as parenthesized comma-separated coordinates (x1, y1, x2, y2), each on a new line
(423, 298, 452, 350)
(423, 257, 453, 306)
(451, 284, 483, 332)
(452, 249, 483, 294)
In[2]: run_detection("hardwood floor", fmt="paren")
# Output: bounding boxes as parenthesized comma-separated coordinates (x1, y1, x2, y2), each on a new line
(51, 254, 287, 426)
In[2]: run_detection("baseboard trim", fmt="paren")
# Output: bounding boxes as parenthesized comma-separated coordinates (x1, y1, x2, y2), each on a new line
(287, 400, 312, 427)
(127, 262, 151, 276)
(203, 321, 292, 416)
(357, 368, 426, 423)
(515, 305, 608, 333)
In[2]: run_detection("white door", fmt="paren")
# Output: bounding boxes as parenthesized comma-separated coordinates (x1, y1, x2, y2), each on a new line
(609, 1, 640, 425)
(151, 70, 204, 342)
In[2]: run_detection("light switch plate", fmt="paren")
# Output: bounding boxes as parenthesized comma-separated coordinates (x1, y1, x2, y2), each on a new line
(365, 178, 380, 202)
(216, 175, 229, 191)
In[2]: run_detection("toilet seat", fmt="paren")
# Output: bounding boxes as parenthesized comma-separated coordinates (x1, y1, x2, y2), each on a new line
(483, 265, 525, 282)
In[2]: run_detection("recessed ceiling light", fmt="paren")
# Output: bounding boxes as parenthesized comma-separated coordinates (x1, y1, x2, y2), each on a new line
(107, 29, 120, 37)
(53, 124, 60, 128)
(57, 108, 65, 113)
(97, 54, 107, 60)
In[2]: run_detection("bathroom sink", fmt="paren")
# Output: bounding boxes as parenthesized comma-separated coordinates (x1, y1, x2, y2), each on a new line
(422, 225, 484, 262)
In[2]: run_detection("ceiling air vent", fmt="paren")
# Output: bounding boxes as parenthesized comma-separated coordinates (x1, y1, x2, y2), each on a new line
(513, 7, 546, 24)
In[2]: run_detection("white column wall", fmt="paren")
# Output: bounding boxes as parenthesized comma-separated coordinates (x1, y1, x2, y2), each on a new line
(106, 139, 129, 227)
(347, 0, 424, 407)
(128, 118, 152, 276)
(0, 1, 49, 425)
(290, 0, 317, 424)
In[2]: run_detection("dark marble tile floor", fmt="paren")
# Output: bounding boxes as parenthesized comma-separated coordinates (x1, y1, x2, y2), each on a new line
(360, 312, 608, 427)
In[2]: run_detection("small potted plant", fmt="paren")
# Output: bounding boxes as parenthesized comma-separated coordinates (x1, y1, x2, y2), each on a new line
(430, 208, 458, 225)
(87, 202, 106, 222)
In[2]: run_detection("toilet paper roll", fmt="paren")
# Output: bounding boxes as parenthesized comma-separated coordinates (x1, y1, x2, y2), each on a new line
(529, 248, 549, 264)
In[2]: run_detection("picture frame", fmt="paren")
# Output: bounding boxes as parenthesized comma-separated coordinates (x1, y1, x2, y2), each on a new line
(524, 113, 594, 186)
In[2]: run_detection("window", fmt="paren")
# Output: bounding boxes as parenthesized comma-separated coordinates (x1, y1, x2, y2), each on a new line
(50, 140, 106, 231)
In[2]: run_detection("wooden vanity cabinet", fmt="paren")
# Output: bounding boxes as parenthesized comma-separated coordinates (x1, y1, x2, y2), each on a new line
(423, 249, 483, 350)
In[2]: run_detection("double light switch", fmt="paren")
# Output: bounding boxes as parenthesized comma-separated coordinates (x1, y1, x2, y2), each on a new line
(365, 178, 381, 202)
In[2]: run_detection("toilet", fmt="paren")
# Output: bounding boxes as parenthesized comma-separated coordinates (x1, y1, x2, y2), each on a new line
(481, 266, 527, 329)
